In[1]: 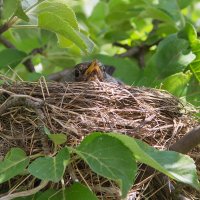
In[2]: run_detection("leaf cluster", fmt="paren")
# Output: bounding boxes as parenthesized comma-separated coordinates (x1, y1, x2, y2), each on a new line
(0, 132, 199, 199)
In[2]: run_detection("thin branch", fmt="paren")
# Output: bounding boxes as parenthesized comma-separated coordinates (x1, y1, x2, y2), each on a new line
(0, 35, 36, 72)
(0, 17, 18, 35)
(0, 22, 10, 34)
(0, 36, 45, 72)
(113, 42, 131, 50)
(169, 126, 200, 154)
(12, 25, 38, 29)
(0, 181, 48, 200)
(117, 46, 141, 57)
(0, 16, 45, 72)
(0, 35, 15, 48)
(23, 58, 36, 72)
(114, 20, 161, 68)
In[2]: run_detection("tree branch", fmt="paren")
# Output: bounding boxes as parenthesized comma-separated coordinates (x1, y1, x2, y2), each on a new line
(0, 18, 45, 72)
(116, 46, 141, 57)
(113, 42, 131, 50)
(0, 36, 45, 72)
(0, 22, 10, 34)
(0, 35, 36, 72)
(0, 35, 15, 48)
(169, 126, 200, 154)
(114, 20, 161, 68)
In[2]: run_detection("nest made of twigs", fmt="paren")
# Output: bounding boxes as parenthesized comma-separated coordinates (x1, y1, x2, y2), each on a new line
(0, 78, 199, 199)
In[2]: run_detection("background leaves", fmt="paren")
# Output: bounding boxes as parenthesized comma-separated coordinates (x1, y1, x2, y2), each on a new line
(0, 0, 199, 108)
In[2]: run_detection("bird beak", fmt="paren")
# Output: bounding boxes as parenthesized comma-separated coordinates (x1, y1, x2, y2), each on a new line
(84, 60, 103, 80)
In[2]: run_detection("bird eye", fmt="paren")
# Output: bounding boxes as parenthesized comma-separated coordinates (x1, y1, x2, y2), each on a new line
(102, 65, 106, 72)
(75, 69, 80, 77)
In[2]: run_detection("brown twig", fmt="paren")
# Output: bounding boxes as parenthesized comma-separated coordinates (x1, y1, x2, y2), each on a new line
(0, 23, 10, 34)
(113, 42, 131, 50)
(0, 35, 15, 48)
(22, 58, 36, 72)
(0, 35, 36, 72)
(0, 15, 45, 72)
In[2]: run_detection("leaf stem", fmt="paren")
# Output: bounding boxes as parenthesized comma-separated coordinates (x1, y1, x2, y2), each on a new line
(11, 25, 38, 29)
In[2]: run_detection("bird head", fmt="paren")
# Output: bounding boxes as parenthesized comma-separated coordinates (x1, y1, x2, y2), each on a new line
(74, 60, 106, 82)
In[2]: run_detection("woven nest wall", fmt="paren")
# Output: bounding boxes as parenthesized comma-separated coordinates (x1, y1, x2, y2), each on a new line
(0, 79, 199, 199)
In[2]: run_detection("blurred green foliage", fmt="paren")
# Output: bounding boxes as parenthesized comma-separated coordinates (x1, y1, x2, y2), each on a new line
(0, 0, 199, 108)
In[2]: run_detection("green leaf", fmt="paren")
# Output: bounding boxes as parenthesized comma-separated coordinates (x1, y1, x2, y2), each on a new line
(140, 0, 185, 29)
(38, 12, 93, 53)
(65, 183, 98, 200)
(178, 23, 200, 82)
(77, 32, 95, 54)
(36, 0, 79, 30)
(106, 0, 144, 25)
(140, 7, 174, 24)
(109, 133, 200, 191)
(48, 134, 67, 145)
(75, 134, 137, 198)
(152, 34, 195, 78)
(37, 189, 64, 200)
(15, 3, 29, 22)
(190, 40, 200, 82)
(0, 148, 29, 183)
(28, 148, 70, 182)
(36, 183, 98, 200)
(57, 34, 74, 48)
(157, 0, 185, 29)
(186, 77, 200, 106)
(89, 2, 108, 23)
(44, 126, 51, 135)
(177, 0, 191, 9)
(35, 0, 94, 53)
(36, 189, 57, 200)
(104, 30, 130, 41)
(190, 61, 200, 82)
(161, 71, 192, 96)
(26, 72, 42, 81)
(0, 49, 27, 69)
(3, 0, 19, 19)
(178, 23, 197, 43)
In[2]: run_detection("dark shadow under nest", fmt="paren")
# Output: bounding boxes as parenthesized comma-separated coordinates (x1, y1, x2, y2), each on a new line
(0, 78, 199, 200)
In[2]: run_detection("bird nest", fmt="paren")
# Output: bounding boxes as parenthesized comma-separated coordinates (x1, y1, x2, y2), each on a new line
(0, 78, 199, 199)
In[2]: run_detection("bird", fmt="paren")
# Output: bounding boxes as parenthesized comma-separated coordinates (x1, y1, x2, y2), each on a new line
(50, 60, 122, 85)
